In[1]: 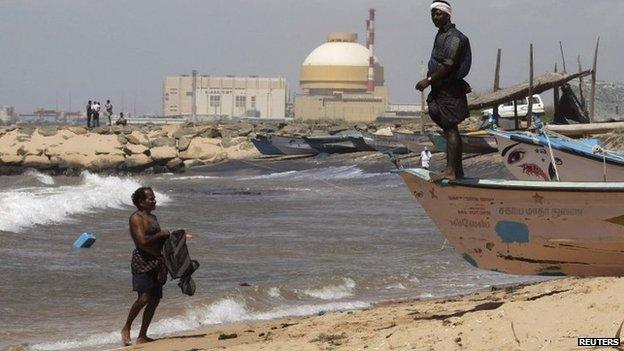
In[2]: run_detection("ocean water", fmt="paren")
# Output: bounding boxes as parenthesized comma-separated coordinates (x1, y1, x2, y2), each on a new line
(0, 154, 543, 350)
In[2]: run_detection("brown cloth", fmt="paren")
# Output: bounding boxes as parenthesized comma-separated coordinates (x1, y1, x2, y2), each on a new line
(131, 248, 167, 285)
(427, 79, 470, 131)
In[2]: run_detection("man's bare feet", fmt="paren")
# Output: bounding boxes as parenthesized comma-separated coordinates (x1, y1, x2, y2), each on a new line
(121, 328, 131, 346)
(136, 336, 156, 344)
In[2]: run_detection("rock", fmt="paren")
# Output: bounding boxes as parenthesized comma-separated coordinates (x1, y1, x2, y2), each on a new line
(178, 135, 193, 151)
(172, 127, 200, 139)
(200, 127, 221, 138)
(117, 134, 128, 144)
(45, 134, 124, 157)
(0, 154, 24, 165)
(183, 159, 203, 168)
(54, 153, 125, 171)
(150, 146, 178, 161)
(151, 137, 176, 148)
(22, 155, 52, 168)
(91, 126, 110, 134)
(126, 131, 150, 146)
(111, 126, 125, 134)
(161, 124, 179, 138)
(179, 138, 223, 160)
(279, 123, 310, 136)
(147, 130, 167, 139)
(124, 143, 148, 155)
(122, 125, 136, 134)
(221, 136, 247, 148)
(327, 125, 348, 135)
(65, 126, 87, 135)
(218, 333, 238, 340)
(18, 127, 35, 136)
(123, 154, 153, 168)
(354, 123, 368, 131)
(166, 157, 184, 170)
(37, 126, 58, 137)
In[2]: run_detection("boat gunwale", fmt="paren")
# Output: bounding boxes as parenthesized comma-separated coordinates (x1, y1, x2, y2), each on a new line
(396, 167, 624, 192)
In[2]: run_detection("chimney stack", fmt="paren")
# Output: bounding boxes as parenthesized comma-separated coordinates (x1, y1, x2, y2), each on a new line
(366, 8, 376, 92)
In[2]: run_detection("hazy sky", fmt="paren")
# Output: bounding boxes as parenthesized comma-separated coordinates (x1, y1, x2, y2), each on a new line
(1, 0, 622, 114)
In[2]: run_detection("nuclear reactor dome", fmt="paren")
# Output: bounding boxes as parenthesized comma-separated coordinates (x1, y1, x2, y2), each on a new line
(300, 33, 384, 94)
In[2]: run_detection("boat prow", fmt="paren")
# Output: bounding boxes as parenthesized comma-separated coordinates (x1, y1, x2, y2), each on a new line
(397, 167, 624, 276)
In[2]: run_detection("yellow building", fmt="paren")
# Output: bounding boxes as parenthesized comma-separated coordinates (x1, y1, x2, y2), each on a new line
(295, 33, 388, 122)
(163, 74, 289, 119)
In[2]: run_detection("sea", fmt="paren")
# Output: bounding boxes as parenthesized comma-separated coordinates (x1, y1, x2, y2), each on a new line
(0, 153, 545, 350)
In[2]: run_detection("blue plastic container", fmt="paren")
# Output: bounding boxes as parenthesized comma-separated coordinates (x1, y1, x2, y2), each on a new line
(73, 232, 96, 248)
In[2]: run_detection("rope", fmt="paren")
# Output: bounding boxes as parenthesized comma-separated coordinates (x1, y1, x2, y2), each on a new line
(542, 131, 560, 181)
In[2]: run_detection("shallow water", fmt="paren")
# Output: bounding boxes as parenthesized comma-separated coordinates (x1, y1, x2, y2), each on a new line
(0, 155, 542, 350)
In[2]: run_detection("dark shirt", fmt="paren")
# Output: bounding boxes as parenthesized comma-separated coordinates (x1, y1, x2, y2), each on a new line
(427, 22, 472, 84)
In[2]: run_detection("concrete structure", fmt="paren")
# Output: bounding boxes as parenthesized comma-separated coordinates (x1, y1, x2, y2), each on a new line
(163, 75, 289, 119)
(0, 106, 15, 124)
(295, 9, 388, 122)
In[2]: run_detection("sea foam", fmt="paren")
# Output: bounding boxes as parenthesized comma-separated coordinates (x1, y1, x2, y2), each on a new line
(240, 166, 387, 181)
(0, 172, 170, 233)
(32, 298, 369, 351)
(302, 278, 356, 300)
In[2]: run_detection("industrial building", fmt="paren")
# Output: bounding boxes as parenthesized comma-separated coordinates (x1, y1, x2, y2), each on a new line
(0, 106, 15, 124)
(295, 9, 388, 122)
(163, 73, 289, 119)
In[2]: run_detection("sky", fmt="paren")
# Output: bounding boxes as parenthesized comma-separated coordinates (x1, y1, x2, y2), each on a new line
(1, 0, 622, 115)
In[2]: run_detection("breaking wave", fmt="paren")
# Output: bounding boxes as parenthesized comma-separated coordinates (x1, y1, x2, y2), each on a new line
(32, 298, 369, 350)
(302, 278, 356, 300)
(24, 169, 55, 185)
(0, 172, 170, 233)
(240, 166, 387, 181)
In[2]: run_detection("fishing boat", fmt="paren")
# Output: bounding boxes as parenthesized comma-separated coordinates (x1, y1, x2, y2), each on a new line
(361, 132, 410, 154)
(268, 135, 317, 156)
(250, 134, 284, 156)
(428, 130, 498, 154)
(489, 127, 624, 182)
(397, 167, 624, 276)
(304, 132, 361, 154)
(393, 131, 435, 154)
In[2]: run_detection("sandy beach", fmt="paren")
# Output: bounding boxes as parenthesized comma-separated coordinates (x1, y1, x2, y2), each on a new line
(120, 277, 624, 351)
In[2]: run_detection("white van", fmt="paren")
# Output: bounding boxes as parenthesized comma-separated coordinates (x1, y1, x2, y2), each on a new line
(482, 94, 545, 118)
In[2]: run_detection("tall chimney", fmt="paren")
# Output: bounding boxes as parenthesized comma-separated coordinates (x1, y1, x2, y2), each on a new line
(366, 8, 376, 92)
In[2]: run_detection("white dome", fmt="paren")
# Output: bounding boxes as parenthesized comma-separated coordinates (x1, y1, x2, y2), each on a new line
(303, 42, 378, 67)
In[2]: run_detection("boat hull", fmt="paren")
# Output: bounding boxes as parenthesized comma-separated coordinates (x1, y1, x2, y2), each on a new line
(398, 168, 624, 276)
(251, 136, 284, 156)
(393, 131, 435, 153)
(304, 135, 359, 154)
(362, 132, 409, 154)
(492, 133, 624, 182)
(269, 135, 317, 156)
(429, 132, 497, 154)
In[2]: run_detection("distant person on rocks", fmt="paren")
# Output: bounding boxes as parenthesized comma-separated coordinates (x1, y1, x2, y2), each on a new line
(121, 187, 170, 346)
(86, 100, 92, 128)
(105, 99, 113, 126)
(116, 112, 128, 126)
(420, 146, 432, 169)
(92, 101, 101, 127)
(416, 0, 471, 180)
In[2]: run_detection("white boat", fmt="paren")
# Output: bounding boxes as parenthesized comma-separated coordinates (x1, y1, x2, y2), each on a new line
(397, 167, 624, 276)
(489, 129, 624, 181)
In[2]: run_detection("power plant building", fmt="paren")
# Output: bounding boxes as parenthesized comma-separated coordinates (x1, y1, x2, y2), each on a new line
(163, 74, 289, 119)
(295, 10, 388, 122)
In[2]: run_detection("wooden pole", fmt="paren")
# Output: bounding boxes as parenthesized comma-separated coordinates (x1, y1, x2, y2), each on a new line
(493, 48, 502, 118)
(527, 43, 534, 128)
(577, 55, 588, 115)
(590, 36, 600, 122)
(559, 41, 567, 73)
(420, 60, 427, 134)
(553, 63, 560, 120)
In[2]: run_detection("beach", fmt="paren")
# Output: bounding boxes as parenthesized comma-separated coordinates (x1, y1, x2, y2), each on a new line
(122, 276, 624, 351)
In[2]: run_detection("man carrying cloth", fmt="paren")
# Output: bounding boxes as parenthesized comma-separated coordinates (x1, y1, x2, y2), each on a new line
(416, 0, 472, 180)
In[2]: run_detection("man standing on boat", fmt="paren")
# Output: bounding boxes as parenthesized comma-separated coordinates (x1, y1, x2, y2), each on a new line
(416, 0, 472, 180)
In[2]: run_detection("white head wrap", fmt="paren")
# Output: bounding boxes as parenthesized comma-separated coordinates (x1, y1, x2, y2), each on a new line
(430, 1, 452, 16)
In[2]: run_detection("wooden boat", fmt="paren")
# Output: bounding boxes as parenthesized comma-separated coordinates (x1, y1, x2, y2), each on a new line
(397, 167, 624, 276)
(304, 133, 361, 154)
(489, 129, 624, 181)
(269, 135, 317, 156)
(250, 134, 284, 156)
(428, 130, 497, 154)
(392, 131, 435, 154)
(361, 132, 410, 154)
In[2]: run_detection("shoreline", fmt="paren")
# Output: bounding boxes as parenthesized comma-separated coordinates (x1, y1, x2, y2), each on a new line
(116, 276, 624, 351)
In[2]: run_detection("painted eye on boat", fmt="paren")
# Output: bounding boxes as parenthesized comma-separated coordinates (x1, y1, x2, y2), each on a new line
(507, 150, 525, 164)
(555, 158, 563, 165)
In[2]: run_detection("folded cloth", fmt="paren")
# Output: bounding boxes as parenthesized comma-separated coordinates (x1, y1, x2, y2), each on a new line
(162, 229, 200, 296)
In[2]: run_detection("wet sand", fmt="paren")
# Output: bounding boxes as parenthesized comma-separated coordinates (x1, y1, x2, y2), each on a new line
(122, 276, 624, 350)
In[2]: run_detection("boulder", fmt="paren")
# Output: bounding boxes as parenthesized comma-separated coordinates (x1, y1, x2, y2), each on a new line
(0, 130, 24, 156)
(177, 135, 193, 151)
(161, 124, 180, 138)
(200, 127, 221, 138)
(126, 130, 150, 146)
(37, 126, 58, 137)
(52, 153, 124, 170)
(0, 154, 24, 165)
(183, 159, 203, 168)
(279, 123, 310, 136)
(123, 154, 153, 168)
(117, 134, 128, 144)
(150, 146, 178, 161)
(147, 130, 167, 139)
(172, 127, 199, 139)
(166, 157, 184, 170)
(124, 143, 149, 155)
(45, 134, 124, 157)
(179, 137, 223, 161)
(65, 126, 88, 135)
(22, 155, 52, 168)
(151, 137, 176, 147)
